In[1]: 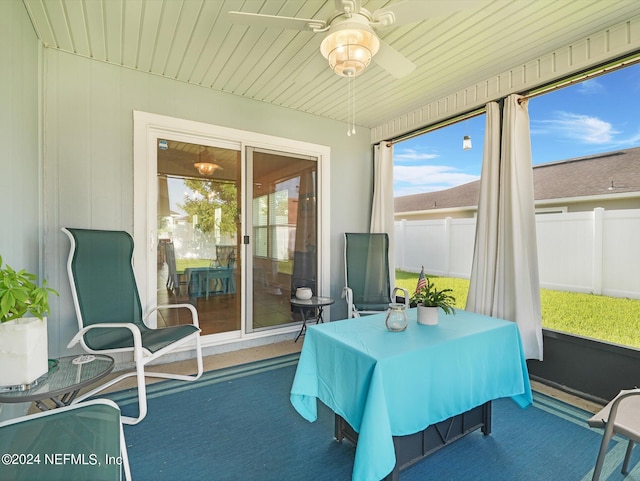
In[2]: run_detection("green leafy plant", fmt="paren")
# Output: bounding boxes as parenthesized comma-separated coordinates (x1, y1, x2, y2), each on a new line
(0, 255, 59, 323)
(410, 277, 456, 315)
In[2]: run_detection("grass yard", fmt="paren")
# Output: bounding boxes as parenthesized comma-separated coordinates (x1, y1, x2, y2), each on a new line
(176, 259, 211, 271)
(396, 270, 640, 349)
(177, 258, 294, 274)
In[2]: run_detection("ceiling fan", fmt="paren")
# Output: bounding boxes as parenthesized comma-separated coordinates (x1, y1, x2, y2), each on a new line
(227, 0, 478, 79)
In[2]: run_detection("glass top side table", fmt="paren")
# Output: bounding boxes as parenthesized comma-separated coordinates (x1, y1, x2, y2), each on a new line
(290, 296, 335, 342)
(0, 354, 115, 410)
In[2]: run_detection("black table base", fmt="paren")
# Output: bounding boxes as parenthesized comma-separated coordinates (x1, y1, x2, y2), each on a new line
(294, 305, 325, 342)
(335, 401, 492, 481)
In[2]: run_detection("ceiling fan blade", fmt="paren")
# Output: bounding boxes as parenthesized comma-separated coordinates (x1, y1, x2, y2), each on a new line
(372, 40, 416, 79)
(226, 11, 326, 31)
(373, 0, 479, 27)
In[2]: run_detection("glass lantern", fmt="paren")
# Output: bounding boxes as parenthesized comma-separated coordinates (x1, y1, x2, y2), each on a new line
(385, 303, 408, 332)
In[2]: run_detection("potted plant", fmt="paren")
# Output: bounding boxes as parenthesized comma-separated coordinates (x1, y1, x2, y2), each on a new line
(410, 276, 456, 325)
(0, 255, 58, 388)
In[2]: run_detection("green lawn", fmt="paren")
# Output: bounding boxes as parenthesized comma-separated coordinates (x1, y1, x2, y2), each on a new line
(177, 258, 294, 274)
(176, 259, 211, 271)
(172, 261, 640, 348)
(396, 270, 640, 349)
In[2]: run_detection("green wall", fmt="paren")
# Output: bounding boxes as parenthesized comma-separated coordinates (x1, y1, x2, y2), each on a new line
(0, 0, 43, 420)
(0, 1, 41, 275)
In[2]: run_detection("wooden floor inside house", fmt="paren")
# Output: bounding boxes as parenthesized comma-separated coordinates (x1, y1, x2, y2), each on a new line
(156, 260, 299, 336)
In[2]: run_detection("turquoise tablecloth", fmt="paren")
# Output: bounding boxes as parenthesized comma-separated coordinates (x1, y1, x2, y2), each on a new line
(290, 308, 532, 481)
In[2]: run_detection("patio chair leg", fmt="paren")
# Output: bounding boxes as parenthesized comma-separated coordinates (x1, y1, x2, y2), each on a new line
(120, 362, 149, 425)
(592, 429, 614, 481)
(622, 439, 635, 474)
(122, 336, 203, 425)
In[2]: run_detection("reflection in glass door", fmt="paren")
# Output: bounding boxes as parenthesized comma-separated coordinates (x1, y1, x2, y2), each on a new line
(248, 148, 318, 332)
(156, 140, 241, 336)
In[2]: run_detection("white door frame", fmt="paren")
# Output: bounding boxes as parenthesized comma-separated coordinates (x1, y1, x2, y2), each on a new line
(133, 111, 330, 345)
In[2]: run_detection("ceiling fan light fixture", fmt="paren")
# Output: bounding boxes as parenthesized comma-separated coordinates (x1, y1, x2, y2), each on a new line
(320, 20, 380, 77)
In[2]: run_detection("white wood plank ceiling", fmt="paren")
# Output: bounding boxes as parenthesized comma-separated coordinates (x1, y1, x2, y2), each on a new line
(22, 0, 640, 130)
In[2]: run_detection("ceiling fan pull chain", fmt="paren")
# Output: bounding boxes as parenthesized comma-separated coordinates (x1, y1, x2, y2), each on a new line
(351, 74, 356, 136)
(347, 73, 353, 136)
(346, 72, 356, 137)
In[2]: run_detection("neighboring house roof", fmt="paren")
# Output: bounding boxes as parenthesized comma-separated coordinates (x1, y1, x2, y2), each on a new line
(395, 147, 640, 213)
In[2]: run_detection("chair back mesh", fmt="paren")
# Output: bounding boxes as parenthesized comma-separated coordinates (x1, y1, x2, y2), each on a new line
(67, 228, 145, 350)
(344, 233, 392, 310)
(215, 245, 237, 268)
(165, 241, 178, 283)
(0, 401, 123, 480)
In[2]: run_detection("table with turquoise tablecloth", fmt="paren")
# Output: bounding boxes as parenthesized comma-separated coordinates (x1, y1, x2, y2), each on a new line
(290, 308, 533, 481)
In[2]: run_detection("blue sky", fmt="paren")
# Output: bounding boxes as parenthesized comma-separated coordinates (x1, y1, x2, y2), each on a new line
(393, 62, 640, 197)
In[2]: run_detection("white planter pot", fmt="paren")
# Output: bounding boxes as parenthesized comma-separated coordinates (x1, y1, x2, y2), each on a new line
(417, 305, 439, 325)
(0, 317, 48, 387)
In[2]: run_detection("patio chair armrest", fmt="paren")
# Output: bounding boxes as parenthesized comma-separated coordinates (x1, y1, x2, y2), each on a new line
(602, 388, 640, 427)
(146, 303, 200, 328)
(342, 287, 356, 318)
(342, 286, 352, 298)
(67, 322, 143, 350)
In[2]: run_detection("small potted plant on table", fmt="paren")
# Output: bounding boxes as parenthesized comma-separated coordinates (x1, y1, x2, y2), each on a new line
(0, 255, 58, 388)
(410, 275, 456, 325)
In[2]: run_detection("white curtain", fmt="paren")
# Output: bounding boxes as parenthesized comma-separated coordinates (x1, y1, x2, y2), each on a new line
(370, 142, 396, 288)
(466, 94, 543, 360)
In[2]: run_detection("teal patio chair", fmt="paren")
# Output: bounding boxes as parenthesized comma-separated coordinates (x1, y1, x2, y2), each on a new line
(62, 228, 203, 425)
(343, 233, 409, 318)
(0, 399, 131, 481)
(164, 241, 188, 295)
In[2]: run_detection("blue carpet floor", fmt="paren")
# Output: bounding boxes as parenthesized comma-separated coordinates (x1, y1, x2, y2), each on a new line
(106, 355, 640, 481)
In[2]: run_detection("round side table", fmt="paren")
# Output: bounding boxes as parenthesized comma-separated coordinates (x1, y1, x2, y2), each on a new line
(290, 295, 335, 342)
(0, 354, 115, 411)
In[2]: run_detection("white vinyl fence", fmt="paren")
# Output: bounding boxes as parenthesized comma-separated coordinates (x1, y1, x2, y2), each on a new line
(395, 207, 640, 299)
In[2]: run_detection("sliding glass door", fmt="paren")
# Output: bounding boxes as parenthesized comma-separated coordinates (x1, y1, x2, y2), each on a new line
(247, 147, 318, 333)
(134, 111, 329, 343)
(157, 140, 242, 337)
